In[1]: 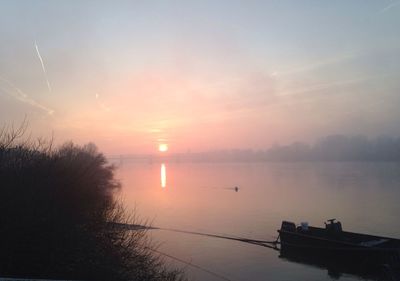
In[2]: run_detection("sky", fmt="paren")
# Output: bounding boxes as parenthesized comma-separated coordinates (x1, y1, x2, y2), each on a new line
(0, 0, 399, 154)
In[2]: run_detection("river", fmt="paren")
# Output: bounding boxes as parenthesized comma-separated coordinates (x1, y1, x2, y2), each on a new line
(115, 161, 400, 281)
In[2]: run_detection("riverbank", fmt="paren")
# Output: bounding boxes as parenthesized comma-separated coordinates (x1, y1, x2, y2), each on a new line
(0, 128, 185, 281)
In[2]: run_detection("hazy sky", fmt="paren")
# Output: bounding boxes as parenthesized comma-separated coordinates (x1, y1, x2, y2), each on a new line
(0, 0, 399, 153)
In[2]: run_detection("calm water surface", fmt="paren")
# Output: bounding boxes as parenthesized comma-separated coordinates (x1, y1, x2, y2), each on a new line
(115, 161, 400, 281)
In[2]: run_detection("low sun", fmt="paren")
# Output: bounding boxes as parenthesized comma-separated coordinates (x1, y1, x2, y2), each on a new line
(158, 144, 168, 152)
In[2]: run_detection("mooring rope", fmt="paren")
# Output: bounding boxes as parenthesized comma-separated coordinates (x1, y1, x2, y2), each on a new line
(110, 223, 279, 281)
(113, 223, 280, 249)
(157, 227, 280, 249)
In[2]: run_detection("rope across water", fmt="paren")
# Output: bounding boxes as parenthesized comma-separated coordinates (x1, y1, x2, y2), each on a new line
(110, 223, 280, 281)
(113, 223, 280, 249)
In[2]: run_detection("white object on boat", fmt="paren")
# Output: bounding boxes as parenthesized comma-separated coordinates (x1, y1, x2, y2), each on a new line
(301, 222, 309, 231)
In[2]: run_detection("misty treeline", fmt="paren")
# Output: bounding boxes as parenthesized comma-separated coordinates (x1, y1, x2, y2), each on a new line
(0, 123, 185, 281)
(157, 135, 400, 162)
(264, 135, 400, 162)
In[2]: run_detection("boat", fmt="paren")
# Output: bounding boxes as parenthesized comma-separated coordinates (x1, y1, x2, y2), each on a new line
(277, 219, 400, 266)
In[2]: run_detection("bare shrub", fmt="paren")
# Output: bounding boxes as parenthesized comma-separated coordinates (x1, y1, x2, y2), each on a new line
(0, 126, 185, 281)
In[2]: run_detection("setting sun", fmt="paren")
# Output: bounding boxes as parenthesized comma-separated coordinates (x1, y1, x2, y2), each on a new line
(158, 144, 168, 152)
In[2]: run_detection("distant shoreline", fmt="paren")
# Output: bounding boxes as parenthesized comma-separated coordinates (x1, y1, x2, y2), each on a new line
(108, 135, 400, 162)
(107, 155, 400, 163)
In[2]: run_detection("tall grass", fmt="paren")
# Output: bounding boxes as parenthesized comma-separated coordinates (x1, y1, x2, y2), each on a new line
(0, 124, 185, 281)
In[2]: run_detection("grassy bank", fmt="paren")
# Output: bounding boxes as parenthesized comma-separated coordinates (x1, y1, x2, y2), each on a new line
(0, 126, 185, 281)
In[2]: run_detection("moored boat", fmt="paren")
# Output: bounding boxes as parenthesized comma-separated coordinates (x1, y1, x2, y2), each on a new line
(278, 219, 400, 265)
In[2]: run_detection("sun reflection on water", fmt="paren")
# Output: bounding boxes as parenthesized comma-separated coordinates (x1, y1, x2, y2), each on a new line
(161, 163, 166, 189)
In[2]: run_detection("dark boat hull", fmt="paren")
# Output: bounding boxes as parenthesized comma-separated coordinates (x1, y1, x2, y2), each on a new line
(278, 226, 400, 265)
(279, 245, 400, 281)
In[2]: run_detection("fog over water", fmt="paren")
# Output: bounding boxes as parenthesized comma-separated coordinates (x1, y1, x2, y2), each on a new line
(110, 134, 400, 162)
(117, 160, 400, 281)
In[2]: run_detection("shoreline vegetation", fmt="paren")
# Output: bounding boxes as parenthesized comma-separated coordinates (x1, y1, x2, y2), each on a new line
(110, 135, 400, 163)
(0, 124, 186, 281)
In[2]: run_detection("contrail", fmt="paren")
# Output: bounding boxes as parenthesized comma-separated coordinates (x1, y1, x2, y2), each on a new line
(34, 40, 52, 93)
(379, 1, 400, 14)
(0, 75, 54, 115)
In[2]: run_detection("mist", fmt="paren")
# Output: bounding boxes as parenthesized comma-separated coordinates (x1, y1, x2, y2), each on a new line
(1, 1, 400, 154)
(108, 134, 400, 162)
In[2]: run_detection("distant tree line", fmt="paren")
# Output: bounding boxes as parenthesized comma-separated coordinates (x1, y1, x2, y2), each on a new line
(0, 123, 185, 281)
(136, 135, 400, 162)
(264, 135, 400, 161)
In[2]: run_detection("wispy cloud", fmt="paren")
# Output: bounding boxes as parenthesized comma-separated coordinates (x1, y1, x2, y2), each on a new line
(95, 93, 111, 112)
(277, 78, 364, 97)
(379, 1, 400, 14)
(274, 52, 358, 77)
(0, 75, 54, 115)
(34, 40, 52, 93)
(221, 73, 391, 114)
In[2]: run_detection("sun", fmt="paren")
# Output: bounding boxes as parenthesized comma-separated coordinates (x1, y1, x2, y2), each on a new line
(158, 144, 168, 152)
